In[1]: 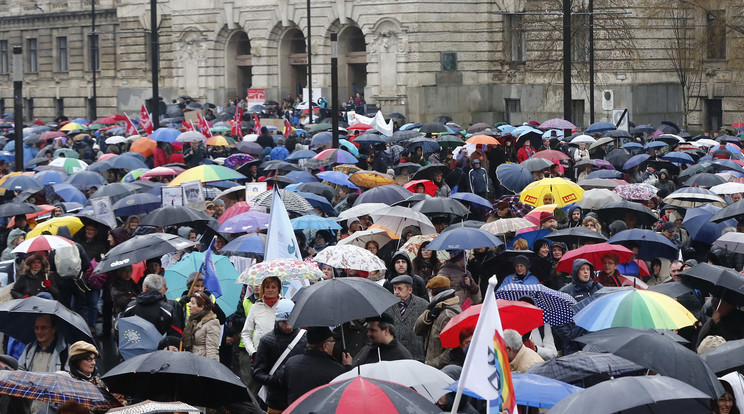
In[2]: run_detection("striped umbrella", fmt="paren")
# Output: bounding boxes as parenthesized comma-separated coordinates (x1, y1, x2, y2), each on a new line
(12, 235, 75, 254)
(49, 157, 87, 174)
(313, 148, 359, 164)
(480, 218, 535, 234)
(573, 289, 697, 331)
(250, 189, 313, 212)
(168, 165, 246, 186)
(663, 187, 726, 208)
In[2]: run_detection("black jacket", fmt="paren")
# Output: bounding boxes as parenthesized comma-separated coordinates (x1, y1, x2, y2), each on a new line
(122, 290, 181, 336)
(383, 251, 428, 300)
(256, 133, 276, 149)
(183, 145, 208, 168)
(252, 324, 307, 409)
(352, 338, 413, 366)
(279, 348, 350, 404)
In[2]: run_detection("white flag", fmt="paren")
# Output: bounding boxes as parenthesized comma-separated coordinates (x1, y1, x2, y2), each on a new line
(264, 188, 302, 261)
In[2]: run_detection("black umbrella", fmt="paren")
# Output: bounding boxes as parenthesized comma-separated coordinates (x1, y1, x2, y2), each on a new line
(711, 199, 744, 223)
(76, 209, 116, 229)
(411, 197, 469, 217)
(388, 130, 422, 143)
(236, 141, 263, 156)
(647, 281, 696, 299)
(0, 202, 41, 218)
(596, 200, 658, 228)
(604, 148, 632, 170)
(87, 183, 139, 205)
(607, 229, 679, 261)
(392, 162, 422, 174)
(684, 172, 726, 188)
(260, 160, 302, 172)
(391, 193, 430, 208)
(353, 184, 410, 206)
(139, 206, 214, 229)
(576, 329, 724, 397)
(0, 296, 94, 345)
(419, 122, 449, 134)
(526, 351, 644, 385)
(678, 262, 744, 305)
(700, 338, 744, 375)
(295, 182, 335, 202)
(515, 131, 544, 149)
(410, 164, 450, 181)
(102, 350, 250, 407)
(545, 226, 607, 245)
(354, 133, 386, 145)
(549, 376, 712, 414)
(95, 233, 196, 274)
(604, 129, 632, 139)
(287, 277, 399, 328)
(432, 116, 453, 124)
(185, 103, 202, 110)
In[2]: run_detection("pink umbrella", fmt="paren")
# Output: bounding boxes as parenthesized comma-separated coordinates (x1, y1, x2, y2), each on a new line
(140, 167, 177, 181)
(97, 153, 117, 161)
(217, 201, 252, 224)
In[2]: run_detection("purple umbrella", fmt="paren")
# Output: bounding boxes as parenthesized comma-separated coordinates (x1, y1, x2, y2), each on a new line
(613, 183, 658, 201)
(224, 153, 256, 169)
(219, 211, 271, 234)
(539, 118, 577, 130)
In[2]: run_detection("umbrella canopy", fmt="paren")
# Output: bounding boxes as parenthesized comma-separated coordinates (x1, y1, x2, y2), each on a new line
(544, 226, 607, 245)
(508, 373, 582, 409)
(526, 351, 643, 384)
(49, 158, 87, 174)
(576, 328, 723, 398)
(118, 315, 164, 360)
(411, 197, 469, 217)
(139, 206, 215, 229)
(710, 181, 744, 195)
(410, 164, 450, 181)
(449, 192, 492, 210)
(0, 296, 95, 345)
(88, 182, 138, 205)
(519, 178, 584, 207)
(284, 377, 440, 414)
(440, 300, 543, 348)
(295, 182, 338, 201)
(353, 185, 413, 207)
(576, 178, 621, 190)
(573, 289, 697, 331)
(555, 242, 633, 274)
(494, 284, 576, 326)
(683, 204, 735, 244)
(520, 157, 554, 173)
(314, 244, 387, 272)
(607, 229, 680, 261)
(0, 175, 42, 191)
(336, 227, 393, 249)
(403, 179, 437, 196)
(332, 360, 452, 403)
(220, 233, 266, 258)
(679, 262, 744, 306)
(237, 258, 323, 285)
(540, 118, 576, 130)
(316, 171, 358, 189)
(425, 227, 503, 251)
(0, 370, 114, 410)
(287, 277, 398, 327)
(664, 187, 726, 208)
(549, 376, 712, 414)
(700, 338, 744, 375)
(102, 350, 250, 407)
(64, 170, 107, 190)
(0, 202, 41, 218)
(711, 199, 744, 222)
(480, 218, 535, 234)
(604, 148, 631, 170)
(164, 251, 240, 310)
(713, 231, 744, 254)
(27, 216, 83, 238)
(95, 233, 196, 274)
(533, 149, 569, 164)
(290, 216, 342, 230)
(112, 193, 162, 217)
(369, 206, 436, 235)
(622, 153, 650, 171)
(337, 202, 388, 220)
(349, 171, 398, 188)
(596, 200, 658, 228)
(613, 183, 658, 201)
(12, 234, 75, 254)
(684, 172, 726, 187)
(107, 400, 202, 414)
(169, 165, 246, 186)
(251, 189, 313, 212)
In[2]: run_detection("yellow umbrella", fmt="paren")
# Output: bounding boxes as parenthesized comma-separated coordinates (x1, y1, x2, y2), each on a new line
(334, 164, 361, 175)
(60, 122, 87, 131)
(349, 170, 397, 188)
(519, 177, 584, 207)
(27, 216, 84, 238)
(168, 165, 246, 186)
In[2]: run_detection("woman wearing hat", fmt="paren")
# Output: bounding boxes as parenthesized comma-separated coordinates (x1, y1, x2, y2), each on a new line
(184, 292, 221, 360)
(67, 341, 121, 410)
(11, 253, 59, 300)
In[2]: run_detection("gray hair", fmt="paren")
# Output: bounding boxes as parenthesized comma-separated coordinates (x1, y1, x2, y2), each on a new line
(503, 329, 523, 352)
(143, 274, 165, 292)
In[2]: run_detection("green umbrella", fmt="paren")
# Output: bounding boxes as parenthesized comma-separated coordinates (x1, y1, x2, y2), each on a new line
(437, 134, 465, 148)
(53, 148, 80, 159)
(88, 123, 106, 130)
(210, 126, 231, 133)
(309, 123, 332, 134)
(163, 251, 241, 311)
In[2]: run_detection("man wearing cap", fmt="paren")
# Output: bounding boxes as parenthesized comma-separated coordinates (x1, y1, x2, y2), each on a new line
(278, 327, 352, 405)
(385, 275, 428, 362)
(499, 255, 540, 288)
(468, 158, 490, 199)
(253, 299, 307, 414)
(384, 251, 428, 300)
(212, 199, 226, 219)
(353, 313, 413, 366)
(18, 314, 69, 373)
(436, 249, 482, 306)
(414, 277, 461, 369)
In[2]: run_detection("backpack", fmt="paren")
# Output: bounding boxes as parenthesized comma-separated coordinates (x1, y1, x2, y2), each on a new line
(54, 244, 82, 279)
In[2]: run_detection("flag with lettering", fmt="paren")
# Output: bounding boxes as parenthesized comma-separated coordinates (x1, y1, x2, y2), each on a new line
(253, 113, 262, 135)
(124, 113, 138, 136)
(284, 119, 293, 137)
(140, 104, 154, 135)
(264, 187, 302, 261)
(197, 112, 213, 138)
(199, 237, 222, 298)
(232, 103, 243, 139)
(455, 276, 517, 413)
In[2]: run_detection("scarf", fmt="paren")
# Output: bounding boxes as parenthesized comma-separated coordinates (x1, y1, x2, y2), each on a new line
(183, 309, 210, 351)
(263, 297, 279, 308)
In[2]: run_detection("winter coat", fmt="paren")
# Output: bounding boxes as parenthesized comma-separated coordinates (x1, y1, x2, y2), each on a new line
(656, 169, 676, 195)
(517, 146, 535, 163)
(510, 344, 544, 373)
(468, 167, 489, 194)
(241, 299, 278, 355)
(414, 295, 461, 369)
(256, 133, 276, 149)
(383, 251, 428, 300)
(17, 338, 68, 373)
(122, 290, 181, 336)
(385, 295, 429, 362)
(252, 325, 307, 410)
(11, 270, 59, 300)
(436, 261, 482, 306)
(183, 144, 208, 168)
(108, 275, 140, 316)
(499, 271, 541, 288)
(559, 259, 602, 302)
(269, 145, 289, 161)
(279, 348, 350, 404)
(189, 311, 221, 361)
(0, 228, 25, 262)
(352, 338, 413, 366)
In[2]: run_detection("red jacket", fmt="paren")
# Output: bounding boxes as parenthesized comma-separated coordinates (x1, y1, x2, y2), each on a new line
(517, 146, 534, 163)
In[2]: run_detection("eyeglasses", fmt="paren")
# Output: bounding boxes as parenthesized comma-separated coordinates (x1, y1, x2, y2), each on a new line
(324, 339, 336, 344)
(719, 397, 735, 403)
(84, 356, 96, 362)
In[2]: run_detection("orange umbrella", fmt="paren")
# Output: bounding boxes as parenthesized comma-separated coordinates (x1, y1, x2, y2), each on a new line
(129, 138, 157, 157)
(349, 170, 397, 188)
(465, 135, 500, 146)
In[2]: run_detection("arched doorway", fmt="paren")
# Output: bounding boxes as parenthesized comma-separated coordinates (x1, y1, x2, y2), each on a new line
(338, 26, 367, 102)
(279, 28, 307, 99)
(225, 31, 252, 100)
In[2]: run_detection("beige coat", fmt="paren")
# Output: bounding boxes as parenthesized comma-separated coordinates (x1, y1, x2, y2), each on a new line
(414, 296, 461, 369)
(191, 312, 221, 361)
(510, 344, 544, 373)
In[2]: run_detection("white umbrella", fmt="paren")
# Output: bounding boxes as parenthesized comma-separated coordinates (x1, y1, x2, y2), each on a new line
(369, 206, 436, 235)
(571, 134, 596, 144)
(337, 227, 393, 249)
(314, 244, 387, 272)
(710, 182, 744, 195)
(574, 188, 623, 210)
(712, 232, 744, 254)
(337, 203, 388, 221)
(176, 131, 207, 143)
(693, 138, 719, 148)
(12, 235, 75, 254)
(332, 360, 453, 403)
(105, 135, 127, 145)
(480, 218, 535, 235)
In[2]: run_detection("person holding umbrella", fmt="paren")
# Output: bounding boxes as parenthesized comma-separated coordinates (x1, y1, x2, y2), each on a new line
(435, 249, 482, 306)
(696, 296, 744, 350)
(11, 253, 59, 300)
(414, 277, 460, 369)
(18, 314, 69, 373)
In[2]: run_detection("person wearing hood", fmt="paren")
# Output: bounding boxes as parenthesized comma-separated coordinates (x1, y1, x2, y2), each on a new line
(109, 215, 139, 245)
(122, 274, 182, 336)
(12, 253, 59, 299)
(383, 250, 427, 300)
(435, 249, 482, 306)
(562, 206, 583, 229)
(252, 299, 306, 413)
(308, 230, 335, 256)
(0, 228, 25, 263)
(184, 291, 221, 361)
(560, 258, 602, 302)
(499, 255, 540, 288)
(656, 168, 676, 195)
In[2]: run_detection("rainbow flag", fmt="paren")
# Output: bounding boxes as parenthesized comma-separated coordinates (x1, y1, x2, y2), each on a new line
(454, 276, 517, 413)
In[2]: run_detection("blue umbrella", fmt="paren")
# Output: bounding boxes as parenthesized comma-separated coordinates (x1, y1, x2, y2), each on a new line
(150, 128, 181, 143)
(64, 171, 107, 190)
(338, 139, 359, 157)
(711, 159, 744, 174)
(221, 233, 266, 258)
(0, 151, 14, 163)
(509, 229, 552, 250)
(711, 144, 743, 157)
(661, 151, 694, 165)
(0, 175, 42, 191)
(316, 171, 359, 189)
(286, 149, 317, 161)
(354, 134, 386, 145)
(71, 117, 90, 124)
(446, 374, 582, 409)
(608, 229, 679, 261)
(450, 192, 493, 210)
(623, 142, 643, 150)
(496, 163, 534, 193)
(310, 131, 333, 146)
(118, 315, 164, 360)
(494, 283, 577, 326)
(285, 171, 318, 183)
(105, 155, 150, 171)
(498, 124, 516, 134)
(290, 216, 342, 230)
(164, 251, 241, 311)
(122, 168, 150, 183)
(407, 137, 440, 154)
(587, 170, 623, 179)
(400, 122, 422, 131)
(584, 121, 617, 134)
(622, 154, 651, 171)
(295, 191, 335, 215)
(542, 129, 565, 139)
(50, 184, 87, 205)
(643, 141, 667, 151)
(34, 170, 67, 185)
(426, 227, 504, 251)
(109, 126, 125, 136)
(112, 193, 161, 217)
(682, 204, 736, 245)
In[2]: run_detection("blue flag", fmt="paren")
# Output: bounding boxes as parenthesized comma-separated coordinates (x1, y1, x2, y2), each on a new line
(200, 237, 222, 298)
(265, 188, 303, 261)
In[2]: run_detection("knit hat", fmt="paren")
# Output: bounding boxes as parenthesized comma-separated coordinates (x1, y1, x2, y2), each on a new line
(513, 255, 530, 267)
(448, 249, 465, 262)
(25, 252, 46, 266)
(69, 341, 98, 358)
(274, 299, 295, 322)
(306, 327, 334, 345)
(661, 221, 676, 232)
(426, 275, 451, 290)
(212, 199, 225, 207)
(540, 214, 555, 224)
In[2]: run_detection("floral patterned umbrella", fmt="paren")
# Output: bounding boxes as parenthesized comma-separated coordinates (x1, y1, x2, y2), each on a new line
(237, 258, 324, 285)
(401, 234, 450, 262)
(314, 245, 387, 271)
(613, 183, 658, 201)
(480, 218, 535, 234)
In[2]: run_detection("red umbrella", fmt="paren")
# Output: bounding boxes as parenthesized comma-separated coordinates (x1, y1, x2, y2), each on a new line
(403, 179, 437, 197)
(39, 131, 67, 141)
(534, 149, 570, 164)
(439, 300, 544, 348)
(347, 123, 373, 131)
(556, 242, 634, 274)
(217, 201, 251, 224)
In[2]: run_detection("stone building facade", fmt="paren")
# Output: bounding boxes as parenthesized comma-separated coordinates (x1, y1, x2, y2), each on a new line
(0, 0, 742, 132)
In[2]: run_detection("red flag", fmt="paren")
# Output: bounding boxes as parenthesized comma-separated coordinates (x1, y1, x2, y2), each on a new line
(253, 113, 262, 135)
(181, 120, 195, 131)
(140, 104, 154, 135)
(124, 113, 138, 136)
(232, 104, 243, 139)
(284, 119, 293, 137)
(197, 112, 213, 138)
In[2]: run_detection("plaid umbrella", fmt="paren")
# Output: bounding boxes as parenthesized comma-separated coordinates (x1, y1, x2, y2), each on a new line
(480, 218, 535, 234)
(494, 195, 534, 217)
(526, 351, 644, 384)
(494, 283, 577, 326)
(0, 370, 114, 409)
(251, 189, 313, 212)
